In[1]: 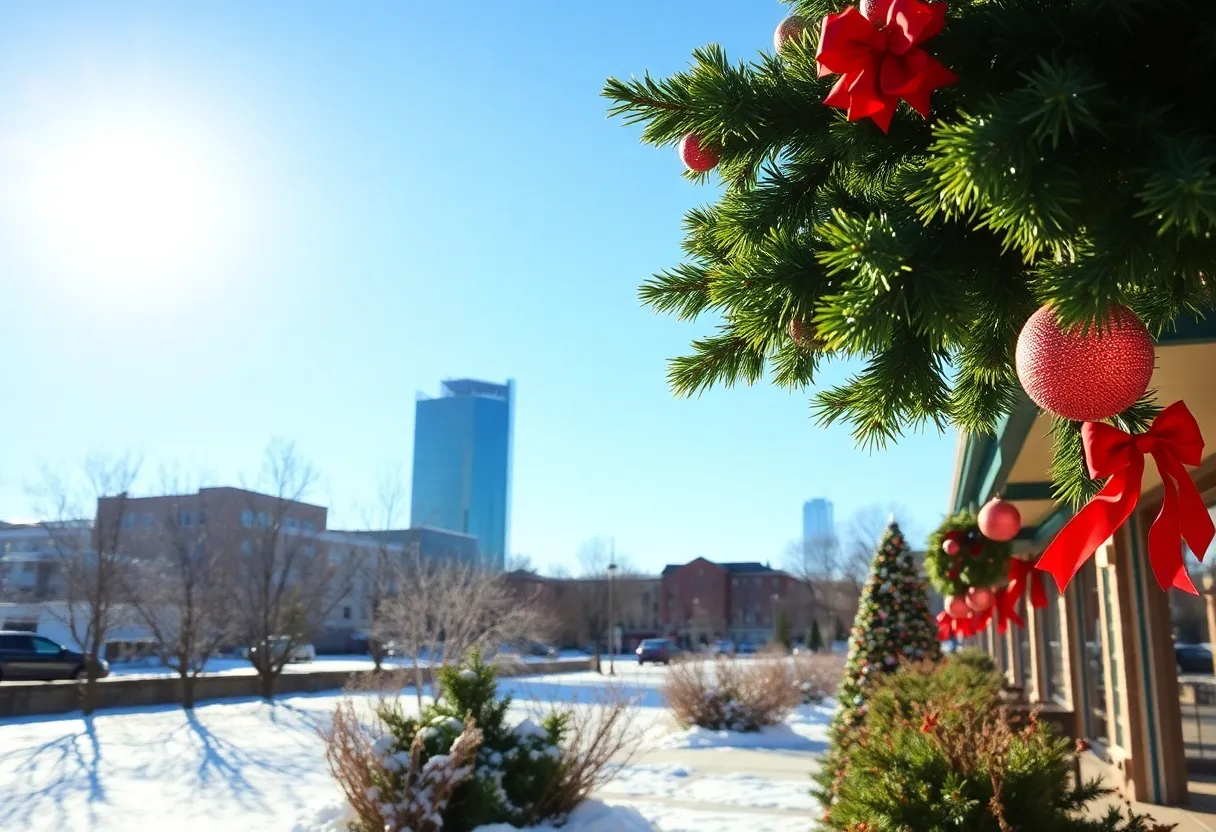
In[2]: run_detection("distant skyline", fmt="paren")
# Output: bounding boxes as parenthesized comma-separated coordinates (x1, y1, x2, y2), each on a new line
(803, 499, 834, 544)
(0, 1, 958, 574)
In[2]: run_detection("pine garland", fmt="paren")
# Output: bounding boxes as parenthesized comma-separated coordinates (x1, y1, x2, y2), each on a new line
(604, 0, 1216, 504)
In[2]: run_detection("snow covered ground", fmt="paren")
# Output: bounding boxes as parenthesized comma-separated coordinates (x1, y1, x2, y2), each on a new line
(0, 660, 830, 831)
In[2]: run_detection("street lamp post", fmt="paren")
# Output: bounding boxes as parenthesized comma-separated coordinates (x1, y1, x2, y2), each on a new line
(607, 561, 618, 676)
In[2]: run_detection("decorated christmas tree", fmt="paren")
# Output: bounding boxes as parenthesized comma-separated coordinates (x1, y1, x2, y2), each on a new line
(604, 0, 1216, 595)
(831, 519, 939, 740)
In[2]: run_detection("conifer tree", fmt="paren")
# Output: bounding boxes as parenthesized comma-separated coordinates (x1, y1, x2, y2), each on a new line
(831, 520, 939, 741)
(604, 0, 1216, 506)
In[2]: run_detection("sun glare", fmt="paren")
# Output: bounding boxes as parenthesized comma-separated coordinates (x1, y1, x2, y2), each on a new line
(25, 123, 227, 282)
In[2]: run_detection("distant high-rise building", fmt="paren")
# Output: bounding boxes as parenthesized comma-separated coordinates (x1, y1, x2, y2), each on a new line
(803, 498, 835, 543)
(410, 379, 515, 570)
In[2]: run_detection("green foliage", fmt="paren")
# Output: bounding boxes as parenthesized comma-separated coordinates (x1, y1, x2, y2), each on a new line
(950, 647, 998, 676)
(604, 0, 1216, 506)
(832, 521, 940, 741)
(924, 510, 1012, 597)
(814, 659, 1171, 831)
(808, 620, 823, 652)
(775, 609, 793, 649)
(372, 655, 568, 832)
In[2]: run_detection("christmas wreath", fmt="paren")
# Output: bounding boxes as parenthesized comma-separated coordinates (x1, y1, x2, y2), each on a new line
(925, 511, 1010, 601)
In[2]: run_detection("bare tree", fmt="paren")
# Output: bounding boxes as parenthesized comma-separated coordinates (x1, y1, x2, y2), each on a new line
(230, 441, 360, 699)
(383, 552, 551, 711)
(841, 504, 920, 591)
(784, 533, 840, 625)
(123, 474, 237, 709)
(506, 553, 535, 573)
(577, 536, 636, 672)
(360, 465, 407, 673)
(33, 455, 140, 714)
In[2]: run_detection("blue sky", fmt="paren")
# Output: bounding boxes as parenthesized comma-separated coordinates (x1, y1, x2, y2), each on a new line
(0, 1, 957, 574)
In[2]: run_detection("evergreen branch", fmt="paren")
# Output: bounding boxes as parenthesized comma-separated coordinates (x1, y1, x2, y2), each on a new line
(637, 264, 715, 321)
(1136, 135, 1216, 238)
(667, 328, 767, 398)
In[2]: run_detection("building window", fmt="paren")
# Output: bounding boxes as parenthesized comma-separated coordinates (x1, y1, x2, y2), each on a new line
(240, 539, 252, 556)
(257, 512, 271, 528)
(303, 520, 316, 533)
(343, 606, 352, 620)
(122, 514, 136, 530)
(198, 510, 207, 526)
(1042, 579, 1067, 706)
(286, 517, 298, 530)
(181, 511, 193, 527)
(143, 513, 155, 528)
(771, 578, 778, 588)
(241, 510, 254, 528)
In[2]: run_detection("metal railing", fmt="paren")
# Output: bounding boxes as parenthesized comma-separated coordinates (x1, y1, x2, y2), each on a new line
(1180, 678, 1216, 760)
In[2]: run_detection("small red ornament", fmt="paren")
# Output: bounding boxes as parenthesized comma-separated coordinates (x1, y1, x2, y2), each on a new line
(941, 538, 961, 556)
(1015, 304, 1155, 422)
(947, 594, 969, 619)
(679, 133, 719, 173)
(774, 16, 808, 53)
(966, 586, 995, 613)
(978, 497, 1021, 542)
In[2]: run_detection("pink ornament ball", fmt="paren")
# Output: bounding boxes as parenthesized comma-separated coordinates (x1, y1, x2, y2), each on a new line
(1015, 304, 1154, 422)
(967, 586, 995, 613)
(947, 595, 970, 619)
(773, 16, 807, 53)
(978, 497, 1021, 542)
(942, 538, 962, 556)
(679, 133, 720, 173)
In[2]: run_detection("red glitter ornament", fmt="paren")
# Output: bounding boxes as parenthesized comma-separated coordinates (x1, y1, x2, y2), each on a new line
(679, 133, 720, 173)
(966, 586, 995, 613)
(947, 594, 970, 619)
(978, 497, 1021, 542)
(941, 538, 961, 556)
(1015, 305, 1155, 422)
(773, 16, 808, 53)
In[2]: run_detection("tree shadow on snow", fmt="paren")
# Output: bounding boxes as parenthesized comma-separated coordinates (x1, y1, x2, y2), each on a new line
(0, 715, 107, 829)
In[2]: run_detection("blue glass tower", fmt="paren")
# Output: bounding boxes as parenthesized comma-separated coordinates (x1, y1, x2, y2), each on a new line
(410, 379, 514, 570)
(802, 498, 834, 543)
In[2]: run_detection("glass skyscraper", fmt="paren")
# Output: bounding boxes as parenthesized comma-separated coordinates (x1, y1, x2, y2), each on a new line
(802, 497, 834, 543)
(410, 379, 514, 570)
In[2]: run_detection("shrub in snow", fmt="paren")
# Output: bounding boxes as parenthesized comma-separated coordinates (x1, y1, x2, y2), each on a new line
(792, 652, 845, 705)
(662, 657, 800, 732)
(324, 653, 638, 832)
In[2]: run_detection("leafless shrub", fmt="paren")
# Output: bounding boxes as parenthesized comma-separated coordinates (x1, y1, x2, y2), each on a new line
(793, 651, 846, 704)
(322, 701, 482, 832)
(662, 658, 801, 731)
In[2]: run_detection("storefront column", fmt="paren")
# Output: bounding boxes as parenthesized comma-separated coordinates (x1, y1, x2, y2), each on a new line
(1112, 514, 1188, 805)
(1061, 578, 1087, 739)
(1026, 580, 1048, 703)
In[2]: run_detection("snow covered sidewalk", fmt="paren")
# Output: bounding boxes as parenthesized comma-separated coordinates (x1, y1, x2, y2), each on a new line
(0, 662, 830, 831)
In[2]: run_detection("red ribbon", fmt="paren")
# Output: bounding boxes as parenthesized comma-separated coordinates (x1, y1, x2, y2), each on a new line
(936, 609, 980, 641)
(815, 0, 957, 133)
(1036, 402, 1214, 595)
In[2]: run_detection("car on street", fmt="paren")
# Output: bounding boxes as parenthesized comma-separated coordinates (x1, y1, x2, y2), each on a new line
(248, 636, 316, 664)
(1176, 644, 1213, 675)
(636, 638, 679, 665)
(0, 631, 109, 682)
(713, 639, 735, 656)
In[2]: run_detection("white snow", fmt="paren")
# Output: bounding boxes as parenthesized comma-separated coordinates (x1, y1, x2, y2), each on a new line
(472, 800, 655, 832)
(0, 659, 830, 832)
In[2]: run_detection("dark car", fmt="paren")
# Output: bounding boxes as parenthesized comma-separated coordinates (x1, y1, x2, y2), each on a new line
(636, 638, 678, 665)
(1176, 644, 1213, 675)
(0, 631, 108, 682)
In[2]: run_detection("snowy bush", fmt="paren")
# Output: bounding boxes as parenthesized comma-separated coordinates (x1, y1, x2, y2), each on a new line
(792, 652, 845, 705)
(662, 658, 800, 732)
(323, 653, 637, 832)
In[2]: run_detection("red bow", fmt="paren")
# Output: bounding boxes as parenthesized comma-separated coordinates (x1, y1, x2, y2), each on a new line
(815, 0, 957, 133)
(996, 557, 1048, 633)
(1037, 402, 1214, 595)
(936, 609, 980, 641)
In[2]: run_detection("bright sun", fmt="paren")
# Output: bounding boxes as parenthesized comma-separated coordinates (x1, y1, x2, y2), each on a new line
(26, 123, 227, 282)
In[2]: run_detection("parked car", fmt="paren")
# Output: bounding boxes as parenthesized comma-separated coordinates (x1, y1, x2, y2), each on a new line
(735, 642, 757, 655)
(636, 638, 679, 665)
(248, 637, 316, 664)
(1176, 644, 1213, 675)
(0, 631, 109, 682)
(713, 639, 736, 656)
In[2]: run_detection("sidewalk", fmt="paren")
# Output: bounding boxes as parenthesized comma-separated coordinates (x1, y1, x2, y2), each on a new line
(1081, 756, 1216, 832)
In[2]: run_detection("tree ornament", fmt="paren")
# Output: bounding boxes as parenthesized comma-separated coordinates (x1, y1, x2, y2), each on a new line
(926, 510, 1011, 598)
(978, 497, 1021, 542)
(1037, 401, 1215, 594)
(947, 594, 970, 619)
(678, 133, 719, 173)
(774, 16, 808, 53)
(814, 0, 957, 133)
(966, 586, 995, 613)
(1015, 305, 1155, 422)
(941, 537, 961, 556)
